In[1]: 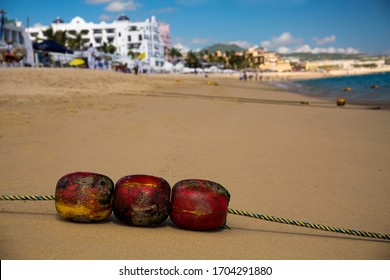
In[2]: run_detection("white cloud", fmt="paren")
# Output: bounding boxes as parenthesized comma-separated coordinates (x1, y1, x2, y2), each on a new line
(261, 32, 359, 54)
(33, 22, 44, 28)
(312, 35, 336, 46)
(260, 32, 303, 49)
(294, 44, 359, 54)
(294, 44, 311, 53)
(192, 38, 211, 44)
(229, 40, 253, 49)
(105, 1, 141, 12)
(99, 14, 113, 21)
(173, 43, 190, 53)
(276, 46, 291, 54)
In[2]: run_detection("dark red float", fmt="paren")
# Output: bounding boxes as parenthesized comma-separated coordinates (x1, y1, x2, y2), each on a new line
(113, 174, 171, 226)
(170, 179, 230, 231)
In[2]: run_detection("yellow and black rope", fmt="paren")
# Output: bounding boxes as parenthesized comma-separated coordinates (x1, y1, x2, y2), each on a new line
(1, 195, 389, 240)
(227, 208, 390, 240)
(0, 195, 55, 201)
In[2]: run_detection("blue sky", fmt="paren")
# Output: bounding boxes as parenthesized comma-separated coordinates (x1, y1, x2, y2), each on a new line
(3, 0, 390, 54)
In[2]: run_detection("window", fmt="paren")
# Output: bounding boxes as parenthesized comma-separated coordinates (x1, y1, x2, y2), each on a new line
(107, 37, 114, 43)
(128, 43, 141, 49)
(106, 29, 115, 33)
(93, 29, 102, 34)
(128, 35, 131, 42)
(81, 29, 89, 35)
(129, 26, 137, 31)
(138, 34, 142, 41)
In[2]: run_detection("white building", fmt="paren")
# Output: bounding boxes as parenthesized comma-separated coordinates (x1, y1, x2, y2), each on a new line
(26, 14, 170, 68)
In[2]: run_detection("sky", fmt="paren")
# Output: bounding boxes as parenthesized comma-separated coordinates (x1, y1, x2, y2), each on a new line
(2, 0, 390, 54)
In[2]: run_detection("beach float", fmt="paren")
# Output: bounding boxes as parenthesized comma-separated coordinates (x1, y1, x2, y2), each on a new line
(170, 179, 230, 230)
(207, 81, 219, 86)
(343, 87, 352, 91)
(1, 172, 390, 240)
(337, 98, 346, 106)
(113, 174, 171, 226)
(371, 85, 380, 89)
(55, 172, 114, 222)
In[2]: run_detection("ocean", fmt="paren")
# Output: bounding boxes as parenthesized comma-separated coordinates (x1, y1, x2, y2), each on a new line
(279, 71, 390, 105)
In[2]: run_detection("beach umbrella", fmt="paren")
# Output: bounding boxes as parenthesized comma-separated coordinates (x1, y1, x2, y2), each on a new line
(69, 58, 85, 66)
(33, 40, 73, 54)
(174, 62, 184, 72)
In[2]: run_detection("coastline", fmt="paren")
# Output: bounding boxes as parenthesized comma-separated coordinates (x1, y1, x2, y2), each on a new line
(1, 68, 389, 260)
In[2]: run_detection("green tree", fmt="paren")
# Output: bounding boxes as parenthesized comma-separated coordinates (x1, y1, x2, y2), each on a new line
(169, 47, 182, 63)
(102, 42, 116, 54)
(185, 50, 200, 68)
(42, 27, 54, 40)
(67, 32, 83, 50)
(53, 30, 67, 46)
(127, 50, 139, 58)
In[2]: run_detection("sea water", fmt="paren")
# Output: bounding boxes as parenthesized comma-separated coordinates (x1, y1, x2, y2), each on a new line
(286, 71, 390, 105)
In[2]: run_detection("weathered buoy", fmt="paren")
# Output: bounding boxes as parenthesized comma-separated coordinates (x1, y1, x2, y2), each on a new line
(113, 174, 171, 226)
(55, 172, 114, 222)
(170, 179, 230, 231)
(337, 98, 346, 106)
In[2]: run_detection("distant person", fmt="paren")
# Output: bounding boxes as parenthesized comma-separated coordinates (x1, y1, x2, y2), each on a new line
(4, 40, 17, 64)
(133, 59, 139, 75)
(87, 43, 96, 70)
(42, 52, 51, 67)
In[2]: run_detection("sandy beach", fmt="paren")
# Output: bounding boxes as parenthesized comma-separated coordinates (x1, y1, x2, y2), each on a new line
(0, 68, 389, 260)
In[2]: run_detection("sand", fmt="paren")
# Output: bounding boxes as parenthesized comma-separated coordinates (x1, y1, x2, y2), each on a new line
(0, 68, 389, 260)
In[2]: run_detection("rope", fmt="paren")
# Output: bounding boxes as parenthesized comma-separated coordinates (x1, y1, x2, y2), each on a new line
(1, 195, 389, 240)
(228, 208, 390, 241)
(0, 195, 55, 201)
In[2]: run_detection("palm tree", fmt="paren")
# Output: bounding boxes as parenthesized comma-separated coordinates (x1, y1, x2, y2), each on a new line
(42, 27, 54, 40)
(185, 50, 200, 69)
(169, 47, 182, 63)
(53, 30, 67, 46)
(102, 42, 116, 54)
(67, 32, 83, 50)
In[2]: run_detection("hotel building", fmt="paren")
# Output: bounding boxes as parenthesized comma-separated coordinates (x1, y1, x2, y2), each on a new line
(26, 14, 170, 67)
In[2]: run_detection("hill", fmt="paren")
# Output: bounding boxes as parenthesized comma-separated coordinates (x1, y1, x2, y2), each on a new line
(201, 43, 245, 53)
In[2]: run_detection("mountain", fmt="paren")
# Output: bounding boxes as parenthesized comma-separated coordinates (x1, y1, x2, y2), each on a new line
(201, 43, 245, 53)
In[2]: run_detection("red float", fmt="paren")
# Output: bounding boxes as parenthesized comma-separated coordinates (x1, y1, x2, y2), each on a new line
(113, 174, 171, 226)
(170, 179, 230, 230)
(55, 172, 114, 222)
